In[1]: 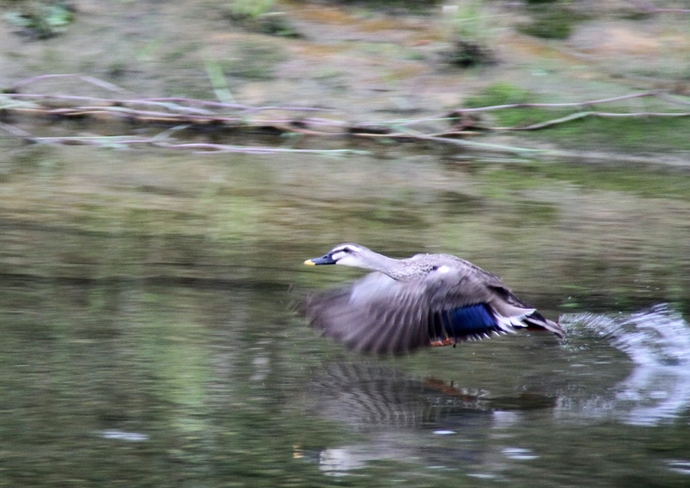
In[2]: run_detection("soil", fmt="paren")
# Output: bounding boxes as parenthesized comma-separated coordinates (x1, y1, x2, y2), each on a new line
(0, 0, 689, 157)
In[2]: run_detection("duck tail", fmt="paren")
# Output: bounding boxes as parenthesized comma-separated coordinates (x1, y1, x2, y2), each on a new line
(524, 311, 565, 338)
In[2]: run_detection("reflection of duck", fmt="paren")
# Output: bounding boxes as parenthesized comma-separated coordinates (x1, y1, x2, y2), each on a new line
(304, 362, 555, 431)
(304, 244, 564, 354)
(298, 362, 555, 474)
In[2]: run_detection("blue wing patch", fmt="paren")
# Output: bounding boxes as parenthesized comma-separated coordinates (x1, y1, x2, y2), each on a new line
(430, 303, 500, 342)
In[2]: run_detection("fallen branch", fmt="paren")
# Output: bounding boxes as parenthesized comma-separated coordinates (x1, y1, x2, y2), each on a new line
(509, 110, 690, 131)
(1, 74, 689, 157)
(449, 92, 661, 114)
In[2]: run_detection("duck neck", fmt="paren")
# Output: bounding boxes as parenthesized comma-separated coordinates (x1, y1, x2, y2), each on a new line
(368, 255, 411, 281)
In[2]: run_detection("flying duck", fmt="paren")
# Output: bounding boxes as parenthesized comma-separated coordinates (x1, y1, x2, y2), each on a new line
(303, 243, 564, 355)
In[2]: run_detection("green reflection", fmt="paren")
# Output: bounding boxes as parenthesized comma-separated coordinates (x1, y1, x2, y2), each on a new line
(0, 146, 688, 486)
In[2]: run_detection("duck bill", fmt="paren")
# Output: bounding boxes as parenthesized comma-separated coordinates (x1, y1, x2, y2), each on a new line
(304, 254, 337, 266)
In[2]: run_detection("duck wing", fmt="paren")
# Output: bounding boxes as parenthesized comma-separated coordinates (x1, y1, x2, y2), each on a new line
(304, 267, 563, 355)
(304, 272, 430, 355)
(425, 266, 565, 342)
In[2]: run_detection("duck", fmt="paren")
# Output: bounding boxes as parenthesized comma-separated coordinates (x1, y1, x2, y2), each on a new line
(303, 243, 564, 355)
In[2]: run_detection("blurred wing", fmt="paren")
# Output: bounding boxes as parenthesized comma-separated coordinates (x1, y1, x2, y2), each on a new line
(305, 266, 563, 355)
(304, 272, 431, 355)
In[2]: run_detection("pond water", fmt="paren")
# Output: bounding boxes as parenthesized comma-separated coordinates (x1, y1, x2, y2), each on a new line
(0, 146, 689, 487)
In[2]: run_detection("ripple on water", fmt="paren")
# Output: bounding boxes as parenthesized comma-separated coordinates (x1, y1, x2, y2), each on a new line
(99, 429, 149, 442)
(561, 304, 690, 425)
(502, 447, 539, 461)
(666, 459, 690, 475)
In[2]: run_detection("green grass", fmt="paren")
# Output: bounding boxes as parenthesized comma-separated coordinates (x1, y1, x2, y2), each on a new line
(545, 116, 690, 152)
(331, 0, 441, 12)
(517, 1, 587, 40)
(464, 82, 570, 127)
(224, 0, 300, 37)
(226, 0, 275, 20)
(464, 83, 690, 152)
(464, 82, 532, 107)
(518, 10, 576, 39)
(223, 40, 286, 80)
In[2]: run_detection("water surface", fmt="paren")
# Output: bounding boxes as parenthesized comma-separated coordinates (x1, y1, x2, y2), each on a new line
(0, 147, 689, 486)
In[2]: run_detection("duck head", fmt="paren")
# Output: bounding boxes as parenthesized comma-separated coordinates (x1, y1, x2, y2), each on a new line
(304, 243, 373, 268)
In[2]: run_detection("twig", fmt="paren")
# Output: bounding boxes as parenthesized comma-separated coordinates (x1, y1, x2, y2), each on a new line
(144, 98, 329, 113)
(0, 122, 366, 155)
(451, 92, 661, 114)
(395, 92, 690, 129)
(509, 110, 690, 131)
(352, 130, 545, 155)
(0, 122, 36, 140)
(2, 74, 689, 156)
(8, 74, 132, 94)
(656, 93, 690, 107)
(151, 141, 366, 155)
(3, 94, 326, 117)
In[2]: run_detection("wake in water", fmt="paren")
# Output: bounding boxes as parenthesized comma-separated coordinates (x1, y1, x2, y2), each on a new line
(561, 304, 690, 425)
(295, 306, 689, 474)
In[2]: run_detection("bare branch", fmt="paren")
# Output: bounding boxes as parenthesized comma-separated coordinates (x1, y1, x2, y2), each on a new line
(0, 122, 36, 141)
(8, 74, 132, 94)
(1, 74, 689, 157)
(451, 92, 663, 114)
(508, 111, 690, 131)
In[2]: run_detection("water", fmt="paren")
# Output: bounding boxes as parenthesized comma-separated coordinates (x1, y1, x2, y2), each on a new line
(0, 147, 689, 487)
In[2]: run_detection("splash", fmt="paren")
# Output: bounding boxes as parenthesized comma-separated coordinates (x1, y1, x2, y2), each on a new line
(563, 304, 690, 425)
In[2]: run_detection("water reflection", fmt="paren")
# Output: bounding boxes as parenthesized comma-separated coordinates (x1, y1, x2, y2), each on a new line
(298, 305, 690, 474)
(301, 362, 554, 474)
(1, 146, 689, 485)
(1, 277, 688, 484)
(99, 429, 149, 442)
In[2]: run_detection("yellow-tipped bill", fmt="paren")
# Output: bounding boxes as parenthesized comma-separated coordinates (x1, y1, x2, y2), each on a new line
(304, 254, 337, 266)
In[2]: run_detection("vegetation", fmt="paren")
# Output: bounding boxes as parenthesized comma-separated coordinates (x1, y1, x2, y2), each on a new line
(462, 83, 690, 152)
(223, 40, 288, 80)
(328, 0, 441, 12)
(517, 0, 587, 39)
(3, 2, 74, 38)
(444, 0, 496, 67)
(225, 0, 300, 37)
(226, 0, 276, 20)
(463, 82, 552, 127)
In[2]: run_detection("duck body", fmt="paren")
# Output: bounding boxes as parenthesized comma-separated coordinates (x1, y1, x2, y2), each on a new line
(304, 243, 564, 355)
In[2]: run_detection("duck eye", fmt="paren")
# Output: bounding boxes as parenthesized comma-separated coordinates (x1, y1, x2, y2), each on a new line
(341, 247, 351, 253)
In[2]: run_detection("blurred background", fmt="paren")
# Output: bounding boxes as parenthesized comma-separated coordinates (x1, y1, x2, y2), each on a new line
(0, 0, 689, 486)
